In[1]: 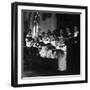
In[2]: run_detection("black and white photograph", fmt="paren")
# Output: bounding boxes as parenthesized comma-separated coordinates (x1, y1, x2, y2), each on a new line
(22, 11, 80, 77)
(11, 2, 87, 87)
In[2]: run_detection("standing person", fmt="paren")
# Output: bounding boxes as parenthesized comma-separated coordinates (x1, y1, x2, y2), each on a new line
(56, 29, 67, 71)
(73, 26, 80, 73)
(65, 27, 73, 44)
(58, 29, 65, 47)
(65, 27, 73, 72)
(73, 26, 79, 52)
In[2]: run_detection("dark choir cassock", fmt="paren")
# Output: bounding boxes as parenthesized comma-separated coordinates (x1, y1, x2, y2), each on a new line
(65, 31, 80, 74)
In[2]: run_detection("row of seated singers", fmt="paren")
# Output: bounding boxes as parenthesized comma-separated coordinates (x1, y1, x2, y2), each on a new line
(25, 26, 79, 47)
(24, 26, 79, 58)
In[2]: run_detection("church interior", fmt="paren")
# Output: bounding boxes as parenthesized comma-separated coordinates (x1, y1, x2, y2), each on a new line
(22, 10, 80, 77)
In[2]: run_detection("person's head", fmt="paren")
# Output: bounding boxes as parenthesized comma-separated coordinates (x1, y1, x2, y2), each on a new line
(59, 29, 63, 35)
(45, 33, 47, 37)
(42, 32, 45, 36)
(73, 26, 78, 32)
(66, 27, 70, 33)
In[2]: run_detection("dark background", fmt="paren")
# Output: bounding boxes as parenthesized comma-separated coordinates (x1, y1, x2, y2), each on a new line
(22, 11, 80, 77)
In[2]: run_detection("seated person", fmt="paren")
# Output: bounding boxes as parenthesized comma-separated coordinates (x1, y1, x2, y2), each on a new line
(39, 46, 48, 58)
(55, 37, 66, 52)
(49, 34, 56, 47)
(42, 33, 50, 44)
(25, 38, 34, 48)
